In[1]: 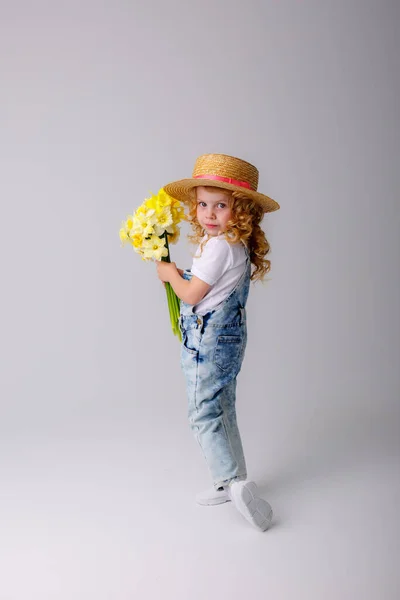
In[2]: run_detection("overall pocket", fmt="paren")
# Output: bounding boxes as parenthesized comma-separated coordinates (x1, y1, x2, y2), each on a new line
(214, 335, 243, 373)
(181, 330, 198, 356)
(180, 330, 199, 375)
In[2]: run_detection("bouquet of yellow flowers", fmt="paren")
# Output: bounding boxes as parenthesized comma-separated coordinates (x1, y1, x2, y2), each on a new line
(119, 188, 185, 341)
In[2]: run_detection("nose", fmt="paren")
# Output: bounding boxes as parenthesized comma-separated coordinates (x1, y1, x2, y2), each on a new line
(206, 206, 216, 219)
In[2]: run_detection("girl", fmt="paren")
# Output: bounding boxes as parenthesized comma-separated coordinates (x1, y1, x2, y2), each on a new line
(156, 153, 280, 532)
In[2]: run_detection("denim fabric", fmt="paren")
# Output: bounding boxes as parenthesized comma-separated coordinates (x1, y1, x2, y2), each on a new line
(179, 243, 251, 489)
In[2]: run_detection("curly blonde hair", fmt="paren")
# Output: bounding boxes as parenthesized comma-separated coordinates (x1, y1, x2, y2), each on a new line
(186, 186, 271, 282)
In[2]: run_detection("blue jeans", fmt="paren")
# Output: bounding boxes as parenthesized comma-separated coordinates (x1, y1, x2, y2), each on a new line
(179, 255, 251, 489)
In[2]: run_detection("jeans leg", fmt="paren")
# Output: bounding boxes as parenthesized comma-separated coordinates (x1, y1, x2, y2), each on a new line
(219, 378, 247, 480)
(188, 377, 247, 488)
(181, 325, 247, 489)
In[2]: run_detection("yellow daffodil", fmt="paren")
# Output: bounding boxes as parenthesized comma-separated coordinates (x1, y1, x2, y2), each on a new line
(145, 195, 159, 213)
(119, 189, 185, 341)
(154, 207, 173, 236)
(157, 188, 173, 208)
(167, 225, 180, 245)
(142, 235, 168, 260)
(129, 232, 144, 248)
(119, 227, 129, 244)
(171, 206, 185, 224)
(145, 189, 173, 213)
(134, 207, 156, 237)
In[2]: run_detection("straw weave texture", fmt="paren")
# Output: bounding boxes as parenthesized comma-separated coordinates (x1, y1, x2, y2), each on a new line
(164, 154, 280, 213)
(192, 154, 259, 191)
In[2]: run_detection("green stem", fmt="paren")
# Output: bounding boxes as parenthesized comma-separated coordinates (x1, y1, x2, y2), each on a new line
(162, 232, 175, 328)
(165, 280, 171, 319)
(161, 231, 171, 264)
(160, 231, 181, 341)
(167, 283, 175, 331)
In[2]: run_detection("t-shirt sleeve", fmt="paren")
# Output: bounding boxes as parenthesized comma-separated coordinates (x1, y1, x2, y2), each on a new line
(191, 238, 232, 285)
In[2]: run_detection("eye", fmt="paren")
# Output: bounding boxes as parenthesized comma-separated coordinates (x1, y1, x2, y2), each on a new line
(198, 201, 206, 207)
(217, 203, 226, 209)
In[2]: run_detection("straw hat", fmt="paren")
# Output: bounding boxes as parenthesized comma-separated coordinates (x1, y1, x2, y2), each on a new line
(164, 153, 280, 213)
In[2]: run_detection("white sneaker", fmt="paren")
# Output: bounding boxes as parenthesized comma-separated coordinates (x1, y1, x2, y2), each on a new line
(229, 480, 273, 531)
(196, 487, 231, 506)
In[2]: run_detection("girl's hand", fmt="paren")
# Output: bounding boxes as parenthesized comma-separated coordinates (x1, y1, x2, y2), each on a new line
(156, 261, 177, 283)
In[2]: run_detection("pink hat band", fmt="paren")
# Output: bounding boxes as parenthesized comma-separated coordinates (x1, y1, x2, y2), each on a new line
(193, 173, 252, 190)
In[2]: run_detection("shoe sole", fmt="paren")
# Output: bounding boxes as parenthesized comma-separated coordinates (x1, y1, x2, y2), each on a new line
(196, 493, 231, 506)
(231, 481, 273, 531)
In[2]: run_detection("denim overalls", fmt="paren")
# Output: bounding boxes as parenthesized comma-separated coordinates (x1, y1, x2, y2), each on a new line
(179, 243, 251, 490)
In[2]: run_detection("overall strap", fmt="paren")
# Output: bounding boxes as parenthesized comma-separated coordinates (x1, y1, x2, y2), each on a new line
(241, 239, 250, 261)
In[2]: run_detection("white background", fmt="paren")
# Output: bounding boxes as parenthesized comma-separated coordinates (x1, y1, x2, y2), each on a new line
(1, 1, 399, 599)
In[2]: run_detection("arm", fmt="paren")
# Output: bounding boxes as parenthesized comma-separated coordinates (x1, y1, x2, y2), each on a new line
(156, 262, 211, 305)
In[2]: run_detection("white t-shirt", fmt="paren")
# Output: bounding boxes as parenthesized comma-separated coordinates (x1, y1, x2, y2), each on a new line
(190, 234, 247, 315)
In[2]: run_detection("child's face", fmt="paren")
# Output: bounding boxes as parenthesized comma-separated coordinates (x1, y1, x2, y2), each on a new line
(196, 187, 232, 237)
